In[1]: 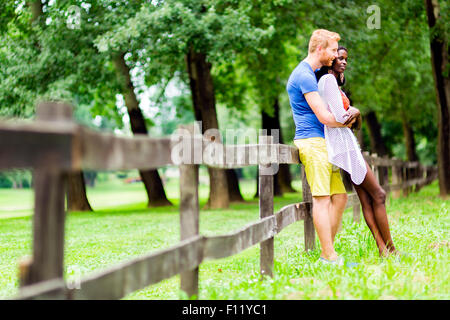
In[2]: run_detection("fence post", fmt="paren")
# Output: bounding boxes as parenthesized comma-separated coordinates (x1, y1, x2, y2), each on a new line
(402, 164, 409, 197)
(301, 165, 315, 251)
(352, 200, 361, 223)
(179, 127, 200, 299)
(259, 135, 274, 278)
(371, 153, 381, 183)
(414, 163, 423, 192)
(381, 155, 389, 187)
(392, 159, 402, 198)
(19, 102, 71, 288)
(379, 157, 389, 205)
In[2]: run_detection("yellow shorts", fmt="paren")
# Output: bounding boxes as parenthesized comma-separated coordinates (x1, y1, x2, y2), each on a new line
(294, 137, 346, 197)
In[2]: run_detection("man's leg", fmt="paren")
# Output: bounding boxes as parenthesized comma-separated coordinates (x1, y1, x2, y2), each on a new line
(329, 193, 347, 242)
(312, 195, 338, 261)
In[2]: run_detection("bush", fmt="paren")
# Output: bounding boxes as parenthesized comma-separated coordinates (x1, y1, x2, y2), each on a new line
(0, 173, 13, 188)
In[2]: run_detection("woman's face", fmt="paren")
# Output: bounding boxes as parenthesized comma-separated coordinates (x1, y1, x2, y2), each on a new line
(332, 49, 348, 73)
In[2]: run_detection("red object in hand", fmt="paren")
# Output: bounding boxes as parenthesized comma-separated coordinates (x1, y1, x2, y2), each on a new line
(340, 90, 350, 111)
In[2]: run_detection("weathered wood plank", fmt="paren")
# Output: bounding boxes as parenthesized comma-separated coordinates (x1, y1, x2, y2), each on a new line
(2, 115, 431, 172)
(279, 144, 301, 164)
(353, 202, 361, 223)
(363, 154, 404, 167)
(73, 236, 205, 300)
(343, 193, 361, 223)
(382, 177, 433, 193)
(17, 279, 67, 300)
(16, 167, 440, 300)
(345, 193, 361, 209)
(391, 165, 403, 198)
(259, 136, 274, 278)
(201, 138, 300, 168)
(0, 121, 76, 170)
(203, 216, 277, 260)
(25, 169, 66, 286)
(78, 127, 174, 170)
(0, 120, 304, 172)
(301, 165, 315, 251)
(17, 236, 205, 300)
(274, 202, 309, 233)
(21, 102, 69, 287)
(179, 163, 200, 299)
(18, 214, 278, 299)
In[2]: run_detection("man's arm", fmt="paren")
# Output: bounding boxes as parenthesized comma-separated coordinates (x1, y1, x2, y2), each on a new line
(304, 91, 354, 128)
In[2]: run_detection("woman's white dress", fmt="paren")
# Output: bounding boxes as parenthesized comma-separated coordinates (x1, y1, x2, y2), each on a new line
(318, 74, 367, 185)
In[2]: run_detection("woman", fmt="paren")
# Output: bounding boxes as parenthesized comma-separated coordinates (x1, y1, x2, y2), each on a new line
(315, 47, 399, 257)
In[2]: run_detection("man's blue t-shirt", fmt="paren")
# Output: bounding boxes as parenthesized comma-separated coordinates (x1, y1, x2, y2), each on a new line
(286, 60, 324, 140)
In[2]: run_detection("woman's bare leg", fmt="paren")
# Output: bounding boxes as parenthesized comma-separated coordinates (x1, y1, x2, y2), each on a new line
(354, 161, 397, 255)
(353, 183, 388, 255)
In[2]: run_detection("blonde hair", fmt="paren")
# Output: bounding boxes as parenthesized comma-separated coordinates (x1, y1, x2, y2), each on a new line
(308, 29, 340, 53)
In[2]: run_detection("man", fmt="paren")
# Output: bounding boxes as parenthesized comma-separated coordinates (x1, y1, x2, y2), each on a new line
(286, 29, 359, 265)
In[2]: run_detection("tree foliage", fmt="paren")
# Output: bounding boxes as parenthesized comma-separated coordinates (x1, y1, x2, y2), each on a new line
(0, 0, 442, 168)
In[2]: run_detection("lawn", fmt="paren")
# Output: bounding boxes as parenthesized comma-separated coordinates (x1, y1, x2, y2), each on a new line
(0, 176, 448, 300)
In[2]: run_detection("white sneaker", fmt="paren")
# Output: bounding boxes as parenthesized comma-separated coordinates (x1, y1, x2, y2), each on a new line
(319, 256, 344, 266)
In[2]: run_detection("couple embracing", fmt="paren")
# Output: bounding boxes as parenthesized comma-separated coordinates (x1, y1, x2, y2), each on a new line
(287, 29, 402, 265)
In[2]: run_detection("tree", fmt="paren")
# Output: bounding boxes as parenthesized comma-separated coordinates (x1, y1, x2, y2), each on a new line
(213, 0, 305, 197)
(1, 1, 173, 208)
(424, 0, 450, 196)
(96, 1, 274, 208)
(244, 1, 302, 196)
(113, 51, 172, 207)
(31, 0, 94, 211)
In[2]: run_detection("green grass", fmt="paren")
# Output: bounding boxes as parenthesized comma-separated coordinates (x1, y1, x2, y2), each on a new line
(0, 178, 448, 300)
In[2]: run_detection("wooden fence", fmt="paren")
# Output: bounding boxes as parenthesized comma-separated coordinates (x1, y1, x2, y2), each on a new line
(0, 102, 438, 300)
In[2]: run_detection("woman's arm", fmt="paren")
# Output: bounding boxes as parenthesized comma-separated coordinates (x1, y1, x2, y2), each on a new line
(321, 74, 350, 124)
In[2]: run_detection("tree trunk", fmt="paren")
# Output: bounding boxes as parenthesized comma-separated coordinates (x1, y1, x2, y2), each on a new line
(28, 1, 91, 212)
(257, 98, 295, 197)
(402, 118, 419, 162)
(364, 111, 389, 157)
(84, 171, 97, 187)
(365, 110, 389, 185)
(424, 0, 450, 196)
(113, 52, 172, 207)
(402, 118, 422, 193)
(27, 0, 43, 24)
(356, 127, 365, 150)
(226, 169, 245, 202)
(186, 48, 229, 209)
(66, 171, 92, 211)
(37, 101, 93, 212)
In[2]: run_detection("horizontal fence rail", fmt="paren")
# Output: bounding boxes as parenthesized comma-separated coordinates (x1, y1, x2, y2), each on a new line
(0, 102, 438, 300)
(0, 119, 435, 171)
(18, 202, 313, 300)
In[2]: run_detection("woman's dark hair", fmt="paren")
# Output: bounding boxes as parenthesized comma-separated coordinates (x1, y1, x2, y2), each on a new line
(337, 46, 348, 53)
(315, 46, 348, 86)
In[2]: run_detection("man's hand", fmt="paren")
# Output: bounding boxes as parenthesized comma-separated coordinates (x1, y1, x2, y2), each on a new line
(343, 106, 360, 126)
